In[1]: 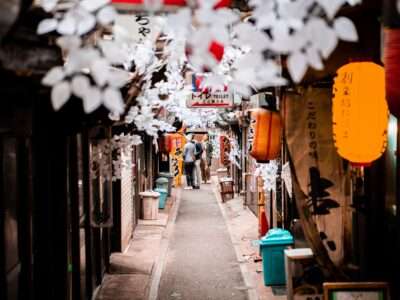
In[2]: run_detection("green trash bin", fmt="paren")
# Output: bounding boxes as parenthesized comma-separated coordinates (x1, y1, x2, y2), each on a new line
(154, 188, 168, 209)
(155, 177, 169, 193)
(259, 228, 294, 286)
(159, 172, 173, 196)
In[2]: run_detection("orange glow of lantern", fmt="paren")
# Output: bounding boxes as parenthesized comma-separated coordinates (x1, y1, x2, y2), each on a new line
(249, 108, 282, 163)
(332, 62, 389, 165)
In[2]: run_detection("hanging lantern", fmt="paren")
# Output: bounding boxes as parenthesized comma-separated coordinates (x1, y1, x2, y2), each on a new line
(219, 135, 230, 166)
(249, 108, 282, 163)
(159, 134, 172, 154)
(332, 62, 389, 165)
(384, 28, 400, 118)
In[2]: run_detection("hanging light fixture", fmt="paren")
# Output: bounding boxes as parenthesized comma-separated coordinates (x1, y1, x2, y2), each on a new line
(332, 62, 389, 165)
(249, 108, 282, 163)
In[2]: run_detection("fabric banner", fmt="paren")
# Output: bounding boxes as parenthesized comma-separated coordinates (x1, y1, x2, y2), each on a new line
(284, 87, 347, 265)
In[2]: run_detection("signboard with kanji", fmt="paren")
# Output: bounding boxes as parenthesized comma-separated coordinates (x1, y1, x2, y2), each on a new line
(111, 0, 187, 11)
(186, 92, 233, 108)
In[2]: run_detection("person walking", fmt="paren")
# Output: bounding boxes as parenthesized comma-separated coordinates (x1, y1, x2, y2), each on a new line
(183, 136, 196, 189)
(193, 136, 203, 189)
(202, 135, 213, 183)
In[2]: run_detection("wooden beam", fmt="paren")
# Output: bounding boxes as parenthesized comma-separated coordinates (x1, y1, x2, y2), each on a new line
(0, 43, 61, 76)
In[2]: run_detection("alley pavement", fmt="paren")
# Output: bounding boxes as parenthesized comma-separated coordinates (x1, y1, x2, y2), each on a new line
(158, 184, 248, 300)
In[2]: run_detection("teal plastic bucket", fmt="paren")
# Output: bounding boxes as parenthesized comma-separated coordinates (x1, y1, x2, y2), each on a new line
(159, 172, 173, 196)
(154, 188, 168, 209)
(259, 228, 294, 286)
(156, 177, 169, 193)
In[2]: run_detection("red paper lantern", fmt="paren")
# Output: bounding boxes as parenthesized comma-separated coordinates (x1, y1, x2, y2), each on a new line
(249, 108, 282, 163)
(384, 28, 400, 118)
(219, 135, 230, 166)
(159, 134, 172, 154)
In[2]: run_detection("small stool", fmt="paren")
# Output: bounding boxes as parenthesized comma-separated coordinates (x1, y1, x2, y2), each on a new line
(219, 178, 234, 202)
(284, 248, 314, 300)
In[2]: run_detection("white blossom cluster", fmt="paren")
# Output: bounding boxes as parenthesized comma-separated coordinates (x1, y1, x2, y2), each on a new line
(228, 137, 241, 169)
(254, 160, 279, 192)
(91, 133, 142, 181)
(38, 0, 134, 114)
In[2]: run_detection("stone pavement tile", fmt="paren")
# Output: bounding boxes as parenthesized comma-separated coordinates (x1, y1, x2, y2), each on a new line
(110, 253, 153, 275)
(138, 211, 169, 227)
(96, 274, 150, 300)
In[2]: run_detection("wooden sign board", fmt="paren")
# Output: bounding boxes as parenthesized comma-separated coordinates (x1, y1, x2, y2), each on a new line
(323, 282, 390, 300)
(186, 92, 233, 108)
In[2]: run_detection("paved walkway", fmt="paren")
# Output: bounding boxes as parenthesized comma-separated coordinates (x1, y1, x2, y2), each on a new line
(158, 184, 248, 300)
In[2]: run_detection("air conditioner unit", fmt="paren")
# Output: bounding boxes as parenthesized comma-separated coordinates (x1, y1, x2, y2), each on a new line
(249, 92, 275, 108)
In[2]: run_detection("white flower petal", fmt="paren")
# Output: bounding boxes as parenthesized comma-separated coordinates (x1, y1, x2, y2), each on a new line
(37, 18, 58, 35)
(305, 46, 324, 70)
(317, 0, 346, 19)
(319, 27, 338, 59)
(76, 11, 96, 35)
(97, 6, 117, 25)
(91, 59, 109, 87)
(71, 75, 90, 98)
(56, 36, 82, 51)
(42, 66, 65, 86)
(288, 51, 308, 83)
(82, 87, 102, 113)
(103, 88, 125, 114)
(80, 0, 110, 12)
(334, 17, 358, 42)
(57, 16, 77, 35)
(107, 69, 132, 88)
(40, 0, 59, 12)
(51, 81, 71, 111)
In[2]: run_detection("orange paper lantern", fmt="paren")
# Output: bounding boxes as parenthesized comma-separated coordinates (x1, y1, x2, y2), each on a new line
(332, 62, 389, 165)
(249, 108, 282, 163)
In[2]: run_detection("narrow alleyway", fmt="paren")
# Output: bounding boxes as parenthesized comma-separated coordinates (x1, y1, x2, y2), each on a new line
(158, 184, 248, 300)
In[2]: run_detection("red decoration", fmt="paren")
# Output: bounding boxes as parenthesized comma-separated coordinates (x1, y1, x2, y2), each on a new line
(219, 135, 230, 166)
(384, 28, 400, 118)
(208, 41, 225, 62)
(112, 0, 230, 9)
(112, 0, 186, 5)
(214, 0, 231, 9)
(259, 209, 269, 238)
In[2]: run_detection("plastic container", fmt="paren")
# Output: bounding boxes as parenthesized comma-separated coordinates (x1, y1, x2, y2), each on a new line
(260, 228, 294, 286)
(155, 177, 169, 193)
(159, 172, 173, 196)
(154, 188, 168, 209)
(139, 191, 160, 220)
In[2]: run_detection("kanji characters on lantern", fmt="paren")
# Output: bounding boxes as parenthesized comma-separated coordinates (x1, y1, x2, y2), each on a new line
(332, 62, 389, 165)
